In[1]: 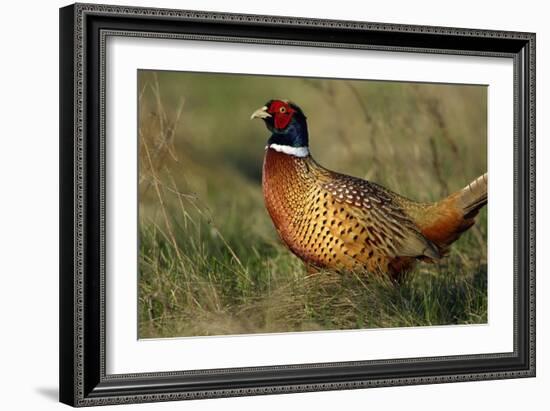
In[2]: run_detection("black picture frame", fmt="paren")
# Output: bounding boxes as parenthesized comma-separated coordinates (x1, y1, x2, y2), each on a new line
(59, 3, 536, 407)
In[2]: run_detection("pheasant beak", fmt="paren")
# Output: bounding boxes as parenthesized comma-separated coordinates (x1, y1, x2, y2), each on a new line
(250, 106, 272, 120)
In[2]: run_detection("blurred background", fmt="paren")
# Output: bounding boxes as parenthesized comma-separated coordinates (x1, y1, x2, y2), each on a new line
(138, 70, 487, 338)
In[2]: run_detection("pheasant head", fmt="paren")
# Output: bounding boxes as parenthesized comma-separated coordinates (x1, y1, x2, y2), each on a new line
(251, 100, 310, 157)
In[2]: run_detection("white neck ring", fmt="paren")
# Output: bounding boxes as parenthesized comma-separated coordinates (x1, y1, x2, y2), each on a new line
(268, 144, 309, 158)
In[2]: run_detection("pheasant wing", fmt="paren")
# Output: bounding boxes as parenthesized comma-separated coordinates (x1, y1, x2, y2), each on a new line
(322, 174, 439, 259)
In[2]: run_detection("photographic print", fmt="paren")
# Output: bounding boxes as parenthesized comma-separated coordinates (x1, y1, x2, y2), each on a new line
(60, 5, 535, 404)
(138, 70, 488, 339)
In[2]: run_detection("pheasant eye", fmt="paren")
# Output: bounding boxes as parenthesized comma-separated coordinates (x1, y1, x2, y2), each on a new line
(279, 106, 286, 113)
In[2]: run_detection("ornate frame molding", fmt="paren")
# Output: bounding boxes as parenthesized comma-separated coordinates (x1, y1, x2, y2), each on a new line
(59, 3, 535, 407)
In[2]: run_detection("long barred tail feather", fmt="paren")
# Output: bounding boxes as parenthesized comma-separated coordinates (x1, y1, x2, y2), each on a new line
(456, 173, 488, 218)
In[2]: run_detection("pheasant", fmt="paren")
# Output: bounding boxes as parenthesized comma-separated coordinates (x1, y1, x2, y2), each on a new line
(251, 99, 487, 278)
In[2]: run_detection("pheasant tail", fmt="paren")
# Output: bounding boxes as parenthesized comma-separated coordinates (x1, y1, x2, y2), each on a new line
(418, 173, 488, 254)
(455, 173, 488, 218)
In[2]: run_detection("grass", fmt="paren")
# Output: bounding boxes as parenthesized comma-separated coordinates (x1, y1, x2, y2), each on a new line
(137, 70, 488, 338)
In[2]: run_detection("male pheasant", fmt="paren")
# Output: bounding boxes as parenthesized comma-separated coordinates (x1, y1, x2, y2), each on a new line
(251, 99, 487, 278)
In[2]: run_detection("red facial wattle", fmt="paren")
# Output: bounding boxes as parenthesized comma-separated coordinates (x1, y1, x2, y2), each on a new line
(268, 101, 295, 130)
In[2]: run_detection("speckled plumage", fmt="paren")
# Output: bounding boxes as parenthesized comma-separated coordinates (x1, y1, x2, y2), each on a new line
(262, 148, 486, 277)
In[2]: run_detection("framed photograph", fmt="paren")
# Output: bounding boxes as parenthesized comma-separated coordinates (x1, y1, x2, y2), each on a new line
(59, 3, 535, 407)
